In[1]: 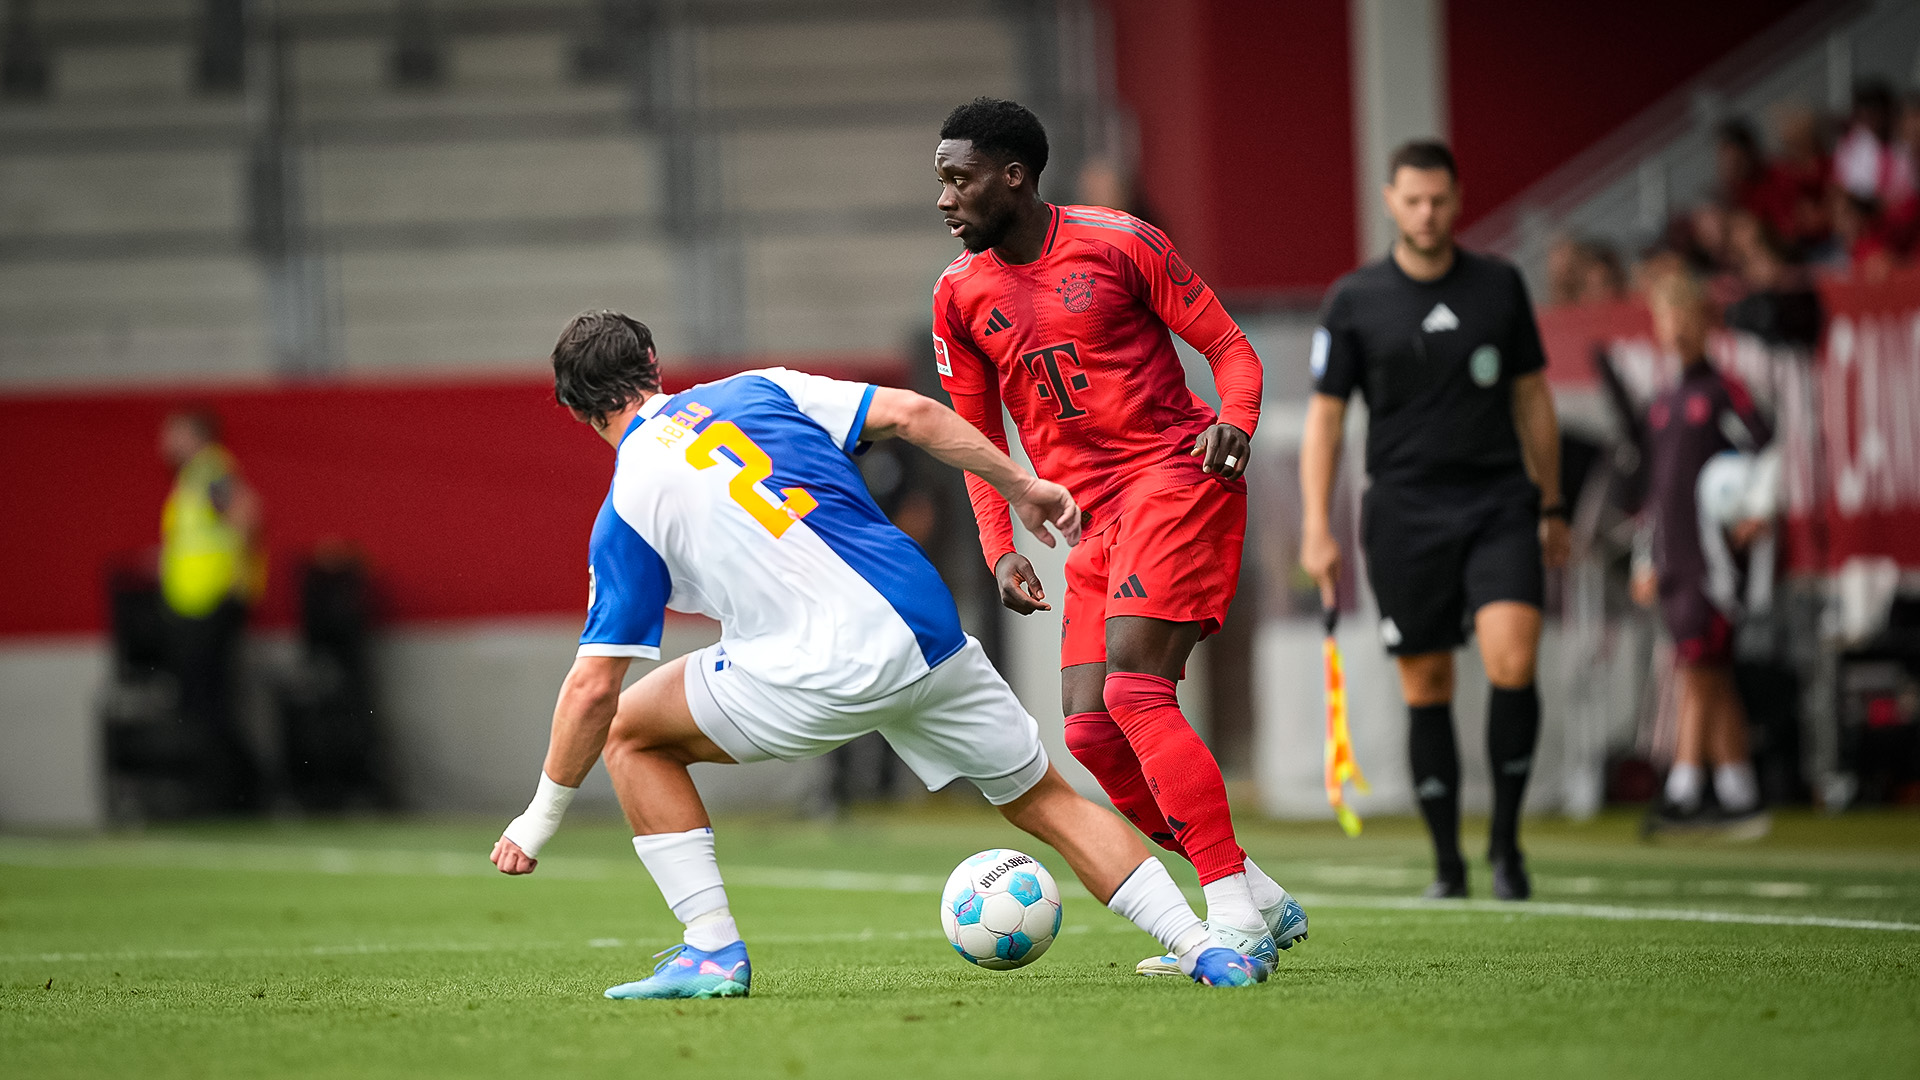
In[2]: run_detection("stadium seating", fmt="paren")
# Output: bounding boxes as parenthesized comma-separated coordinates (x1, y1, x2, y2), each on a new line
(0, 0, 1025, 383)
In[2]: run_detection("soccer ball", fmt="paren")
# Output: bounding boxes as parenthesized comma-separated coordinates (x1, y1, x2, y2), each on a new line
(940, 848, 1063, 970)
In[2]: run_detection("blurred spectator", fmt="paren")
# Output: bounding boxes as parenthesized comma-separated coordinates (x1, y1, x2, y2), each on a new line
(1891, 91, 1920, 249)
(157, 409, 265, 812)
(1680, 202, 1732, 274)
(1632, 272, 1772, 834)
(1546, 233, 1585, 306)
(1765, 104, 1831, 255)
(1546, 234, 1629, 306)
(1723, 211, 1821, 347)
(1833, 80, 1914, 210)
(1577, 241, 1629, 303)
(1825, 186, 1897, 283)
(1713, 120, 1777, 223)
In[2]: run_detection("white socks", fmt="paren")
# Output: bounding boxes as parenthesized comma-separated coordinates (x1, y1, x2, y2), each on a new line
(1241, 857, 1287, 914)
(1667, 762, 1760, 813)
(683, 909, 741, 952)
(1666, 762, 1703, 812)
(1201, 872, 1264, 934)
(1714, 762, 1760, 813)
(1107, 857, 1211, 972)
(631, 827, 741, 951)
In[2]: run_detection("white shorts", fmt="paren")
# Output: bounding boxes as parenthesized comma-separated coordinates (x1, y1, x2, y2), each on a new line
(682, 635, 1049, 805)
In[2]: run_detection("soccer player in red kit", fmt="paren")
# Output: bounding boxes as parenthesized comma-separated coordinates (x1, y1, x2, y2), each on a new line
(930, 98, 1306, 977)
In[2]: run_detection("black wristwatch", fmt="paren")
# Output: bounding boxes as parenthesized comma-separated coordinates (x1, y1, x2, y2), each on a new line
(1539, 502, 1569, 521)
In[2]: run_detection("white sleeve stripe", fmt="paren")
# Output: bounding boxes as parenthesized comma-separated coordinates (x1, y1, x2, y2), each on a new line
(576, 643, 662, 659)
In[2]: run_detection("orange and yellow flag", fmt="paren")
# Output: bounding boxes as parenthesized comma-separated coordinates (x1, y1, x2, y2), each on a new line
(1322, 610, 1369, 837)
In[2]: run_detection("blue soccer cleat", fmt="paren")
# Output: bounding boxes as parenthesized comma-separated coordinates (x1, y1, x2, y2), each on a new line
(604, 941, 751, 1000)
(1136, 921, 1277, 980)
(1188, 947, 1261, 988)
(1267, 889, 1309, 951)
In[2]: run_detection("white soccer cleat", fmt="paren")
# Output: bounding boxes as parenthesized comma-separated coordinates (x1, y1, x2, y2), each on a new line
(1264, 888, 1309, 951)
(1135, 920, 1277, 980)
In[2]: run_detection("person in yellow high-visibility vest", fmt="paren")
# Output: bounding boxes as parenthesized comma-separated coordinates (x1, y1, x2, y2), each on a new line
(158, 409, 265, 812)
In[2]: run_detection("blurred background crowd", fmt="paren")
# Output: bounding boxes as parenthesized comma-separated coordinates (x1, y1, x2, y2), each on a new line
(1548, 81, 1920, 318)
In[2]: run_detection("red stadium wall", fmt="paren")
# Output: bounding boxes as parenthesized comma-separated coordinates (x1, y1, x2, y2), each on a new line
(1446, 0, 1809, 231)
(1106, 0, 1814, 290)
(1105, 0, 1356, 297)
(0, 359, 902, 639)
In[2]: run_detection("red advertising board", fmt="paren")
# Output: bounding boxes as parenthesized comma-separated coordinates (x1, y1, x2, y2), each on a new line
(0, 356, 904, 638)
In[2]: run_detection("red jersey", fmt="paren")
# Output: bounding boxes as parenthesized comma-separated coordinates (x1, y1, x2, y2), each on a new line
(932, 203, 1263, 570)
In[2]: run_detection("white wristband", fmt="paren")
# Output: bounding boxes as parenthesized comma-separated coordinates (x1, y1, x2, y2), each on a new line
(501, 773, 578, 858)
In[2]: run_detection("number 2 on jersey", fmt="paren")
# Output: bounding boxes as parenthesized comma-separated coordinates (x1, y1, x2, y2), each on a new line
(684, 421, 819, 538)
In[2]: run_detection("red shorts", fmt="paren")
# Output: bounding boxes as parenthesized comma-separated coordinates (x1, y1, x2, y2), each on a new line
(1674, 609, 1735, 667)
(1060, 473, 1247, 668)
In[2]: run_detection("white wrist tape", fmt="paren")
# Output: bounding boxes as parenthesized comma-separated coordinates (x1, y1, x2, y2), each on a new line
(501, 773, 578, 858)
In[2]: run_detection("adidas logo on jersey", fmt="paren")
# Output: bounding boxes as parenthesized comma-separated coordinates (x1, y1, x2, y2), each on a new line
(1112, 574, 1149, 600)
(1421, 303, 1459, 333)
(983, 307, 1012, 336)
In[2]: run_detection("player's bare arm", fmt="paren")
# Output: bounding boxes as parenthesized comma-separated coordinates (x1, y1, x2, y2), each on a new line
(862, 387, 1080, 549)
(491, 653, 631, 875)
(1511, 371, 1569, 569)
(1299, 392, 1348, 605)
(864, 387, 1071, 617)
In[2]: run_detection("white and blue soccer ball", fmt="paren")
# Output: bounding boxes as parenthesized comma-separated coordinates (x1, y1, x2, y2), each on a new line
(940, 848, 1063, 970)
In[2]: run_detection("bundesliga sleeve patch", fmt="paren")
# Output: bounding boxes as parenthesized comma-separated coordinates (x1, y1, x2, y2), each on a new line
(932, 333, 953, 377)
(1310, 328, 1330, 379)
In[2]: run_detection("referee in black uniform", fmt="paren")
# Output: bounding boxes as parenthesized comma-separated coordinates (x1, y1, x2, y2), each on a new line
(1299, 141, 1568, 900)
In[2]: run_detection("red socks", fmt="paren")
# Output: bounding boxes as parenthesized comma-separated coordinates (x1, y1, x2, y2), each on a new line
(1099, 672, 1246, 885)
(1064, 712, 1189, 857)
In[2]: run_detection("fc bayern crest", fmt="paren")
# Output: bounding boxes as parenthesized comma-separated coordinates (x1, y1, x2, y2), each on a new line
(1056, 271, 1095, 313)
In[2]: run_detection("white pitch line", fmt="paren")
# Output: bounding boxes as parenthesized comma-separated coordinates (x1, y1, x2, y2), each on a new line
(5, 897, 1916, 967)
(0, 925, 1124, 967)
(1288, 893, 1920, 933)
(4, 838, 1917, 940)
(7, 840, 1896, 904)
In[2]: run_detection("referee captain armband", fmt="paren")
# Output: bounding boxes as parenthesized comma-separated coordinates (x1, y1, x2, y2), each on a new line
(502, 772, 579, 858)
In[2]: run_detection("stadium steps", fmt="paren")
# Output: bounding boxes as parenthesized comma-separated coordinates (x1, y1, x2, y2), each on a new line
(0, 0, 1027, 382)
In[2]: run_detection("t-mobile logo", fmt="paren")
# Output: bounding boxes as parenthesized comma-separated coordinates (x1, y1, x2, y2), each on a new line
(1019, 341, 1091, 420)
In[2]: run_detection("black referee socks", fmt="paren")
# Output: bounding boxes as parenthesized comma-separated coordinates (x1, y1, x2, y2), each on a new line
(1408, 703, 1463, 877)
(1487, 684, 1540, 862)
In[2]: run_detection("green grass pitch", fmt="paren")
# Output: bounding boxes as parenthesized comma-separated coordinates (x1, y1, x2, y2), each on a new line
(4, 806, 1918, 1079)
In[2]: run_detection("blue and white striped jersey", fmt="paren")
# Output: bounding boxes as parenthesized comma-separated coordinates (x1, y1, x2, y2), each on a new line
(578, 368, 966, 701)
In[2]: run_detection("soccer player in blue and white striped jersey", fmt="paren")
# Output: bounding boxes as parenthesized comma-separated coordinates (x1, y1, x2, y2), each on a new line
(488, 311, 1263, 998)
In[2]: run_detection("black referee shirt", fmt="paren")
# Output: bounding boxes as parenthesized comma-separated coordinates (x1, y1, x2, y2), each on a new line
(1312, 248, 1547, 486)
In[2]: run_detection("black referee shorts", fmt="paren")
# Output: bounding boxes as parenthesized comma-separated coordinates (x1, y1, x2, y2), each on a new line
(1360, 472, 1544, 656)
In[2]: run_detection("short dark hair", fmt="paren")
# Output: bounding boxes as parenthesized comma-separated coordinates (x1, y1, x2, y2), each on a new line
(551, 310, 661, 424)
(940, 96, 1049, 182)
(1388, 140, 1457, 182)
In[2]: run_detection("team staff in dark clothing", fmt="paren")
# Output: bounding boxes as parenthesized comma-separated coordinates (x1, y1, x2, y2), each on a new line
(1300, 142, 1568, 900)
(1630, 271, 1770, 831)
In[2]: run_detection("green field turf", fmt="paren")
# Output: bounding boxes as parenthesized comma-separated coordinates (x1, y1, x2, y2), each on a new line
(4, 806, 1918, 1079)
